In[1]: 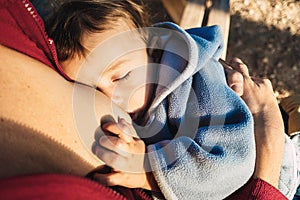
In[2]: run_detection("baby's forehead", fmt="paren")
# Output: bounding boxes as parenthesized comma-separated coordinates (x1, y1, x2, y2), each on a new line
(108, 48, 149, 66)
(84, 22, 146, 52)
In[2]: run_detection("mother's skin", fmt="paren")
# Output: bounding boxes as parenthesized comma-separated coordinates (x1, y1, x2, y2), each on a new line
(0, 44, 132, 178)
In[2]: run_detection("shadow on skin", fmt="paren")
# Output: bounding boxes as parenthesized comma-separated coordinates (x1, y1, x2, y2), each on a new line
(0, 117, 95, 179)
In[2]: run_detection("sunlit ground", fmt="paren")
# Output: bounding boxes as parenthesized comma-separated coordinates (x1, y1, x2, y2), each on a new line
(144, 0, 300, 101)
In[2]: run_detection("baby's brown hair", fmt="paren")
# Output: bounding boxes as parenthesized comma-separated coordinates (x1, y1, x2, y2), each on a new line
(47, 0, 149, 62)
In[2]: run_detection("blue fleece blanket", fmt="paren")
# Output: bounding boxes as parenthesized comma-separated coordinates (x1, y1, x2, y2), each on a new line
(136, 22, 298, 199)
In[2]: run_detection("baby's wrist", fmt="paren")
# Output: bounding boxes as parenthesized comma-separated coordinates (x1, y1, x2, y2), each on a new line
(141, 172, 160, 192)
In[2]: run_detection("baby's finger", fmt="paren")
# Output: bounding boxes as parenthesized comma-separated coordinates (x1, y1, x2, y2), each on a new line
(230, 57, 250, 77)
(98, 135, 129, 157)
(94, 125, 104, 143)
(117, 118, 135, 143)
(102, 122, 123, 136)
(102, 120, 134, 143)
(94, 144, 127, 170)
(92, 141, 99, 154)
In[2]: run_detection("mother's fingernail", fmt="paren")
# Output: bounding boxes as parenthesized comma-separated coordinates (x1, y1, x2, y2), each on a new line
(231, 84, 243, 96)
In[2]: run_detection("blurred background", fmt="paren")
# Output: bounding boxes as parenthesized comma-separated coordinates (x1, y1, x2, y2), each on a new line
(142, 0, 300, 101)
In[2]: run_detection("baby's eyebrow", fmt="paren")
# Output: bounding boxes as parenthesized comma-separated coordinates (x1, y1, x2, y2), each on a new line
(105, 59, 130, 74)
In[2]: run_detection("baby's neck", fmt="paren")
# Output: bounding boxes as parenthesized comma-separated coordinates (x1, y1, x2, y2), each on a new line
(130, 111, 149, 126)
(131, 83, 157, 126)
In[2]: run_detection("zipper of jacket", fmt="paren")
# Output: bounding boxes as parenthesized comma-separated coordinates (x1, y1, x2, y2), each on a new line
(134, 188, 154, 200)
(21, 0, 72, 81)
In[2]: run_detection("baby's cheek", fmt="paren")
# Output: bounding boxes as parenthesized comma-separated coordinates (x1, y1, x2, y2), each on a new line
(127, 86, 148, 113)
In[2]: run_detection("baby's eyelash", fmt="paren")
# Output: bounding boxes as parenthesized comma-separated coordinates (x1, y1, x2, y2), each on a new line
(113, 71, 131, 82)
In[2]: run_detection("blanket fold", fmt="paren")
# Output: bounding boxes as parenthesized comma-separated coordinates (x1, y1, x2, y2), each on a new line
(140, 22, 298, 199)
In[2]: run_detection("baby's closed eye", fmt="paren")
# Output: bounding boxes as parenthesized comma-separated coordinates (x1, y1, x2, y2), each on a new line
(112, 71, 131, 82)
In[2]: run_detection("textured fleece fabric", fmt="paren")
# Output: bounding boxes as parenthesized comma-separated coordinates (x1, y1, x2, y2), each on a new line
(139, 22, 298, 199)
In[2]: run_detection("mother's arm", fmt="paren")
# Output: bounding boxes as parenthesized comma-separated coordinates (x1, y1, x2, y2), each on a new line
(0, 44, 132, 178)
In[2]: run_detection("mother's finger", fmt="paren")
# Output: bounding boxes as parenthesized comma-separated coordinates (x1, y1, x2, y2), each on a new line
(224, 68, 244, 96)
(250, 77, 273, 89)
(230, 57, 250, 77)
(219, 59, 244, 96)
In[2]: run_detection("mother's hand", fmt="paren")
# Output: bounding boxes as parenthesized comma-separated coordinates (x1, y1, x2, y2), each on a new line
(223, 57, 285, 188)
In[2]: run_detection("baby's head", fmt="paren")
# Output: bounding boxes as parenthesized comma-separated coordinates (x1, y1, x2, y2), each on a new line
(48, 0, 155, 121)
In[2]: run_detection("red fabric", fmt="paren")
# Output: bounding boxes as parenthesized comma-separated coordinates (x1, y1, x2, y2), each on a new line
(0, 174, 152, 200)
(225, 178, 288, 200)
(0, 174, 124, 200)
(0, 0, 71, 80)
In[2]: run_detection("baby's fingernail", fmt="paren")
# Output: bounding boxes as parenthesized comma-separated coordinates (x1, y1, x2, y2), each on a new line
(94, 146, 100, 155)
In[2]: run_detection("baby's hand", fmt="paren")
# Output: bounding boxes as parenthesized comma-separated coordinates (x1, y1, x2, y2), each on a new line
(92, 118, 154, 189)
